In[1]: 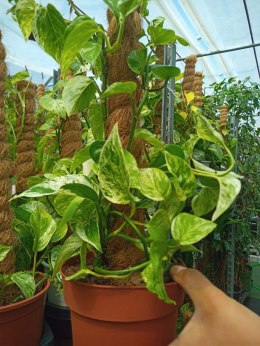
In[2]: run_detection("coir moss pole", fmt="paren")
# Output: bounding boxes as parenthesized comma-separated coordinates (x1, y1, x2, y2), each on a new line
(104, 10, 145, 279)
(36, 83, 46, 130)
(15, 80, 36, 192)
(61, 70, 82, 158)
(182, 55, 197, 93)
(194, 71, 203, 107)
(0, 31, 16, 274)
(220, 104, 228, 132)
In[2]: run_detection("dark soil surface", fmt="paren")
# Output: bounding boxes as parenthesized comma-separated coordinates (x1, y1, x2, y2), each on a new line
(63, 258, 144, 287)
(0, 277, 45, 307)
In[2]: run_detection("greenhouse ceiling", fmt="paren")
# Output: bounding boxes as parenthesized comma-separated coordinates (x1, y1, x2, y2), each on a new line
(0, 0, 259, 87)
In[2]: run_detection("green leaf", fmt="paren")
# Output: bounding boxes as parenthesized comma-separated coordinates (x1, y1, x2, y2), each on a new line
(127, 48, 147, 74)
(62, 76, 96, 116)
(71, 200, 101, 252)
(164, 190, 185, 222)
(208, 144, 223, 161)
(88, 102, 105, 140)
(101, 81, 137, 99)
(134, 128, 164, 149)
(180, 244, 201, 253)
(80, 36, 102, 66)
(146, 209, 170, 241)
(182, 135, 199, 160)
(197, 115, 225, 146)
(184, 91, 195, 105)
(16, 175, 93, 198)
(148, 26, 176, 45)
(212, 173, 241, 221)
(98, 124, 133, 204)
(103, 0, 120, 22)
(192, 159, 215, 173)
(51, 219, 67, 243)
(141, 241, 174, 304)
(165, 152, 197, 197)
(0, 245, 12, 262)
(11, 272, 36, 299)
(39, 95, 66, 118)
(151, 16, 165, 27)
(54, 191, 76, 216)
(16, 0, 36, 39)
(150, 66, 180, 80)
(71, 144, 91, 171)
(53, 196, 84, 243)
(61, 19, 100, 77)
(50, 245, 62, 270)
(171, 213, 216, 245)
(192, 187, 219, 216)
(139, 168, 171, 201)
(90, 141, 105, 163)
(124, 150, 140, 189)
(63, 184, 99, 202)
(10, 70, 29, 85)
(53, 234, 83, 277)
(53, 80, 65, 92)
(30, 206, 57, 252)
(32, 4, 66, 62)
(165, 144, 185, 159)
(118, 0, 144, 17)
(15, 226, 34, 271)
(16, 201, 47, 222)
(176, 35, 189, 46)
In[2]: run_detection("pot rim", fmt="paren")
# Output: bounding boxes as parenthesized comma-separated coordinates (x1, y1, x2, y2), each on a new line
(0, 275, 50, 313)
(62, 275, 179, 290)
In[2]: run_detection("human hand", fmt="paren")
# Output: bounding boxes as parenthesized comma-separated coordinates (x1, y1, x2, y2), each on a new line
(169, 266, 260, 346)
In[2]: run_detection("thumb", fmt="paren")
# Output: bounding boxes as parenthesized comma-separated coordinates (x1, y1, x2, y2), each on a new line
(170, 266, 224, 311)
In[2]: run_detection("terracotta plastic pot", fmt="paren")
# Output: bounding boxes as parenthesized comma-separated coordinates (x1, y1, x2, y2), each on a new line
(0, 277, 50, 346)
(62, 269, 184, 346)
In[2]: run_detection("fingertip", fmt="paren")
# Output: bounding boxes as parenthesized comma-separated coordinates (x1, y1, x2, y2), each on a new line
(170, 265, 186, 279)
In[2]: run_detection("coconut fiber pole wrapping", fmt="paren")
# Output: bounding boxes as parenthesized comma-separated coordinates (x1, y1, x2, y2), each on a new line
(15, 80, 36, 192)
(219, 104, 228, 134)
(0, 31, 16, 274)
(61, 70, 82, 158)
(193, 71, 203, 107)
(105, 10, 145, 276)
(36, 83, 46, 130)
(182, 55, 197, 93)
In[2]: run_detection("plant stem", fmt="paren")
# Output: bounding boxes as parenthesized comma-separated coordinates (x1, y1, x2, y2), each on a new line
(32, 252, 37, 278)
(94, 260, 150, 276)
(109, 210, 149, 260)
(67, 0, 86, 16)
(107, 19, 126, 54)
(80, 242, 88, 269)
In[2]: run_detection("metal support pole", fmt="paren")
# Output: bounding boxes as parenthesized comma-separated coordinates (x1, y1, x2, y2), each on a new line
(176, 42, 260, 62)
(161, 45, 169, 142)
(53, 69, 59, 86)
(161, 43, 176, 144)
(226, 115, 238, 297)
(168, 43, 176, 143)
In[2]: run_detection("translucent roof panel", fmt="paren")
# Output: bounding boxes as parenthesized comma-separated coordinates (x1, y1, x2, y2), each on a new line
(152, 0, 260, 85)
(0, 0, 259, 86)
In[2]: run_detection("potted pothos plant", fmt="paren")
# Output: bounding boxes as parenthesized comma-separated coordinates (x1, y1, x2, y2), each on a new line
(9, 0, 241, 345)
(0, 200, 57, 346)
(0, 33, 53, 344)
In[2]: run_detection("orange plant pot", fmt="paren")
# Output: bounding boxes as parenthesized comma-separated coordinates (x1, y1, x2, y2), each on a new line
(0, 278, 50, 346)
(62, 272, 184, 346)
